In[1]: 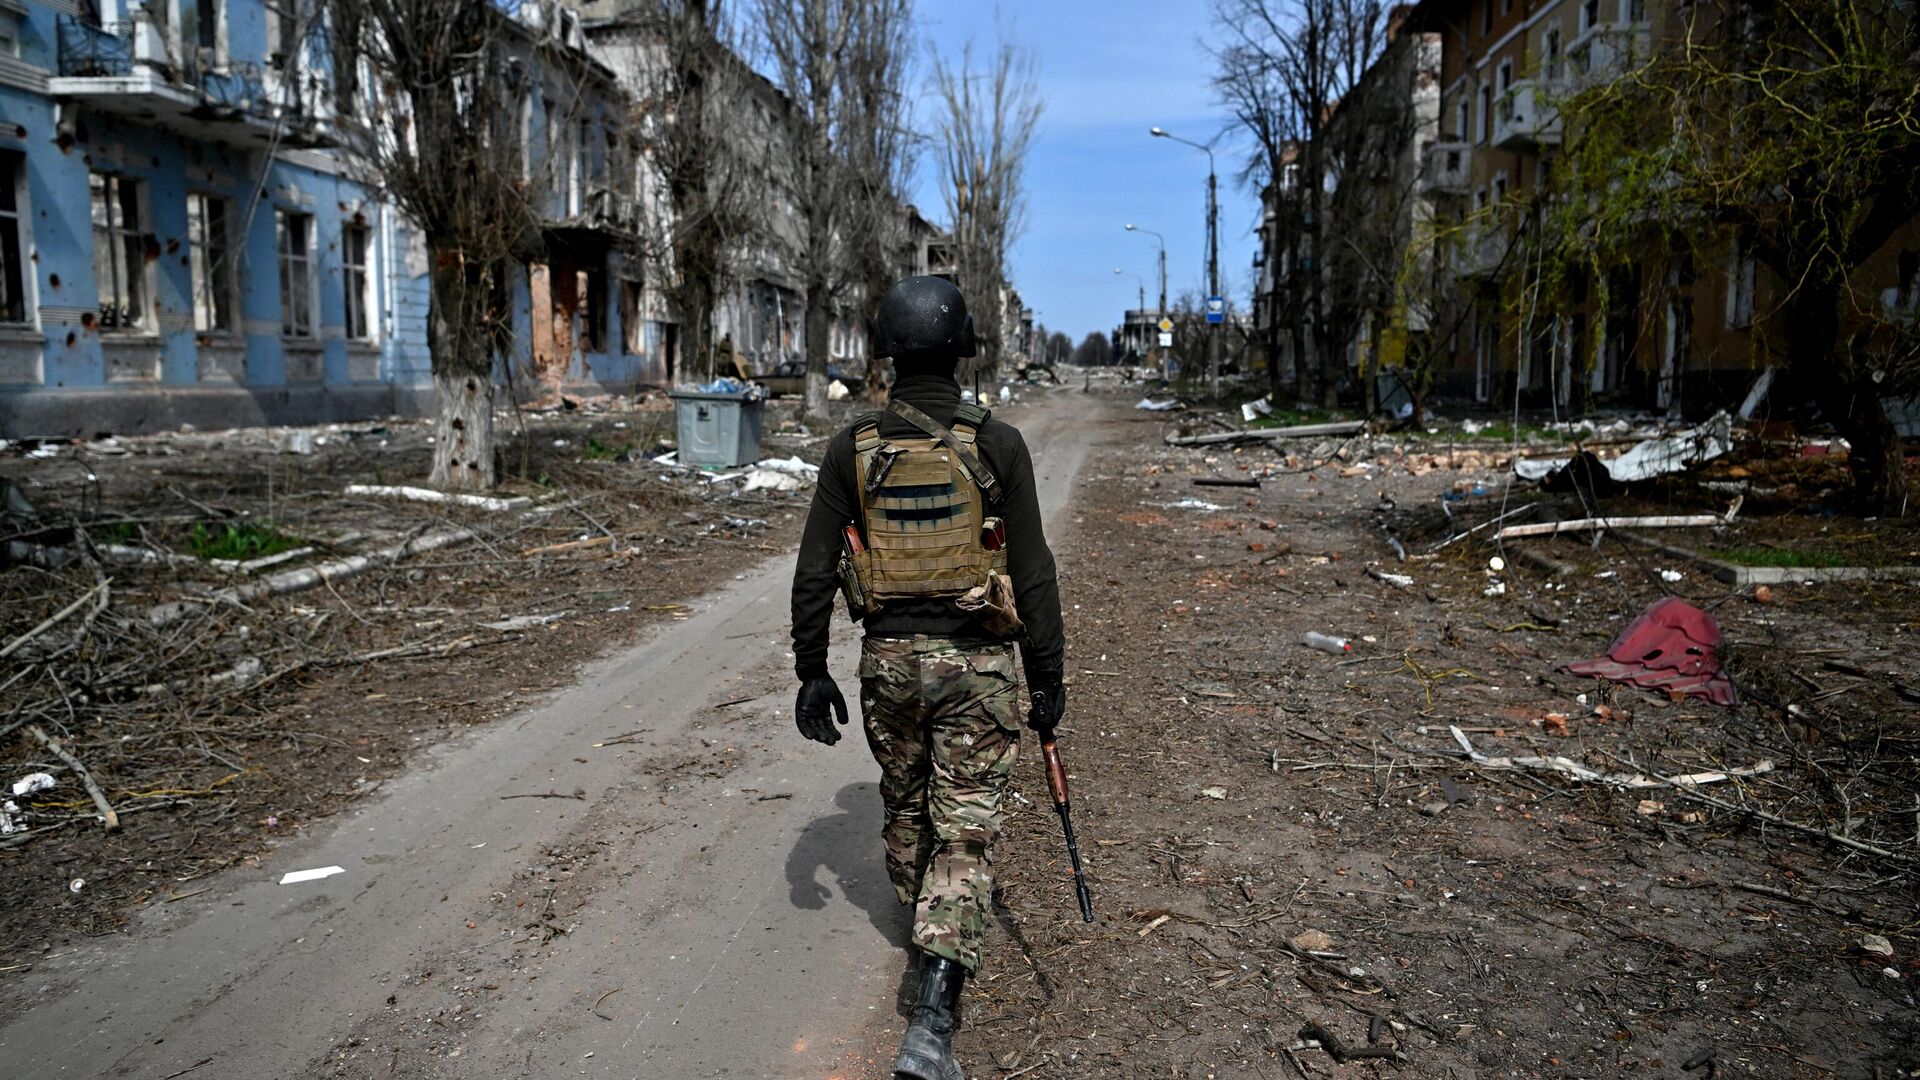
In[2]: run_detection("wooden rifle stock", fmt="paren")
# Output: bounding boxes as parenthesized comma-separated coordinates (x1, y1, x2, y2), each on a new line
(1038, 730, 1094, 923)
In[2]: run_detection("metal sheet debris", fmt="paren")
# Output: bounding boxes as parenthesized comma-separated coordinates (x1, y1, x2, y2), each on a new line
(1515, 411, 1734, 484)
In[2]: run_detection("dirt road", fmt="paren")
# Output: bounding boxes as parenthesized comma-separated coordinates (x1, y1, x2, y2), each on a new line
(0, 390, 1101, 1080)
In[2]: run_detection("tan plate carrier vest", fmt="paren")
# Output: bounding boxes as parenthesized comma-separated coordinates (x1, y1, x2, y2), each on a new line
(841, 400, 1008, 618)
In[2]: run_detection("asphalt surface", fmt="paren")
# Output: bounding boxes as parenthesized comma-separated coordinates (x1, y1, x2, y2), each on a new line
(0, 388, 1095, 1080)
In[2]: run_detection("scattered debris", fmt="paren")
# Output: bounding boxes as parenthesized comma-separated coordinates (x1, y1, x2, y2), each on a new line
(1860, 934, 1895, 960)
(1561, 597, 1739, 706)
(1448, 726, 1772, 790)
(1193, 477, 1261, 488)
(1165, 420, 1366, 447)
(1514, 411, 1734, 485)
(147, 526, 477, 629)
(1301, 632, 1351, 655)
(343, 484, 533, 513)
(10, 772, 55, 797)
(483, 611, 572, 632)
(1365, 567, 1414, 589)
(1495, 511, 1731, 541)
(1136, 397, 1183, 412)
(522, 536, 616, 558)
(1200, 786, 1228, 800)
(28, 724, 117, 829)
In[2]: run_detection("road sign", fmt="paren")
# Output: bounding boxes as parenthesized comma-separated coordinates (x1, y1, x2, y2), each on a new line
(1205, 296, 1225, 324)
(1157, 331, 1173, 347)
(1157, 317, 1173, 332)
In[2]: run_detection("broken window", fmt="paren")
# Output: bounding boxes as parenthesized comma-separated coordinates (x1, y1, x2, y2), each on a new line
(186, 0, 221, 55)
(582, 267, 606, 352)
(265, 0, 301, 72)
(90, 172, 145, 331)
(0, 151, 27, 324)
(277, 210, 314, 338)
(621, 280, 644, 354)
(342, 221, 373, 341)
(1725, 241, 1755, 328)
(187, 193, 232, 332)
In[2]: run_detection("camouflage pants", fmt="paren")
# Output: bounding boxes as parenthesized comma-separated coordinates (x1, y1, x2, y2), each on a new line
(859, 634, 1022, 973)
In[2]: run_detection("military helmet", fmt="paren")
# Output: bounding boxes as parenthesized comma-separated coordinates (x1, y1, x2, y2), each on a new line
(874, 275, 977, 361)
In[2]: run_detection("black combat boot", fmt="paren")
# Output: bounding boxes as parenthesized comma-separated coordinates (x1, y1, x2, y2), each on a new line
(893, 953, 966, 1080)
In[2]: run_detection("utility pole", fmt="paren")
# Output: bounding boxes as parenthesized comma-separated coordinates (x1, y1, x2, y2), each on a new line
(1206, 165, 1220, 400)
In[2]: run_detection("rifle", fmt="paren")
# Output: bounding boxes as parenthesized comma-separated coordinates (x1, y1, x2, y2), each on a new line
(1035, 716, 1094, 923)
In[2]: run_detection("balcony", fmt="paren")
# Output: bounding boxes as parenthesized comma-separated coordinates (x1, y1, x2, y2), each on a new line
(1566, 21, 1653, 87)
(1418, 141, 1471, 196)
(1448, 220, 1509, 281)
(1493, 79, 1562, 151)
(50, 15, 329, 149)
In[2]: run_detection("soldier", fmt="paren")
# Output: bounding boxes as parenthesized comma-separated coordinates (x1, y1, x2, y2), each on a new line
(789, 275, 1067, 1080)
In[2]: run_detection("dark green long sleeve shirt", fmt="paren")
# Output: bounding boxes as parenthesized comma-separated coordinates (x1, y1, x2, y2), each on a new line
(789, 372, 1065, 681)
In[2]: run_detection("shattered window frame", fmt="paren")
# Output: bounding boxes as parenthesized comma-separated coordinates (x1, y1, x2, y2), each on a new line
(342, 220, 374, 342)
(90, 171, 147, 332)
(0, 150, 28, 325)
(187, 192, 233, 334)
(276, 208, 315, 340)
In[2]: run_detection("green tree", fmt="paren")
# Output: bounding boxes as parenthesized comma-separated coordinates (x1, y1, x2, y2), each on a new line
(1536, 0, 1920, 513)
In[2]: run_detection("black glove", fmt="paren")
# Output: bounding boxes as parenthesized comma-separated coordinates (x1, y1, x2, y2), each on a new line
(795, 673, 849, 745)
(1026, 669, 1065, 733)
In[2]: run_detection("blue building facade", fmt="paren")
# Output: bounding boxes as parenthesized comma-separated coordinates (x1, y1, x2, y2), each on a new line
(0, 0, 657, 438)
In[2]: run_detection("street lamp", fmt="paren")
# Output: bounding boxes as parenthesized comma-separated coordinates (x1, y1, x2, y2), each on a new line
(1151, 126, 1222, 398)
(1113, 267, 1146, 311)
(1123, 223, 1168, 316)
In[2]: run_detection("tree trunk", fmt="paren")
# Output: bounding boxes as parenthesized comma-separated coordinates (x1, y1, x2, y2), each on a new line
(1264, 294, 1286, 404)
(1790, 282, 1909, 514)
(427, 256, 496, 491)
(678, 270, 715, 383)
(803, 285, 832, 423)
(1316, 321, 1342, 411)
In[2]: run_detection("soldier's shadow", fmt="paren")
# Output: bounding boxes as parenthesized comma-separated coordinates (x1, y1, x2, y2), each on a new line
(785, 782, 913, 950)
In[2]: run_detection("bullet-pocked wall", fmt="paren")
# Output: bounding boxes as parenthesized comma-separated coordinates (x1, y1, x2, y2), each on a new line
(0, 0, 642, 438)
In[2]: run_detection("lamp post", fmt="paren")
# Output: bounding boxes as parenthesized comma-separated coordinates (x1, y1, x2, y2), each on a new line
(1123, 223, 1168, 316)
(1114, 268, 1147, 358)
(1150, 126, 1221, 398)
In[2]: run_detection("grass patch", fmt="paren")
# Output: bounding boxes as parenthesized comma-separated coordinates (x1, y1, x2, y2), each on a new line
(581, 434, 629, 461)
(95, 522, 138, 544)
(1712, 545, 1849, 569)
(188, 521, 301, 562)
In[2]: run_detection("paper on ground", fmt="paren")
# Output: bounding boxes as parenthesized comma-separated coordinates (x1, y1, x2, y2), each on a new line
(280, 866, 346, 885)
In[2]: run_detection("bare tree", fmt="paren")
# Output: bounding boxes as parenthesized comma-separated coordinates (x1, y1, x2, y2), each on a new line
(760, 0, 916, 421)
(599, 1, 767, 384)
(328, 0, 602, 489)
(930, 40, 1043, 388)
(1216, 0, 1388, 408)
(1214, 17, 1306, 402)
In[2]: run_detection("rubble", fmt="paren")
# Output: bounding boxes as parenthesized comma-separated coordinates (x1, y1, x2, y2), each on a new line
(1514, 411, 1734, 485)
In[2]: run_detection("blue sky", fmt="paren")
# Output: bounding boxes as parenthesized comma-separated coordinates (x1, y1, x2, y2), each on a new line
(907, 1, 1259, 346)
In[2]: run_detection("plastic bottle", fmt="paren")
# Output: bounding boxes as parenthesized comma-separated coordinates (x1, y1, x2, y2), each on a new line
(1301, 632, 1351, 655)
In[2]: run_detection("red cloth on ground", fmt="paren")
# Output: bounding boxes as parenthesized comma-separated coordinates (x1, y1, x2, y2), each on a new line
(1560, 596, 1738, 706)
